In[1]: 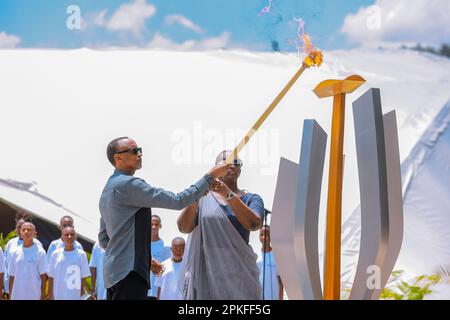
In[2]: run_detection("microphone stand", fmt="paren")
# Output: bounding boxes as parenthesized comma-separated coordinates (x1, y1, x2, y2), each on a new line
(262, 208, 271, 300)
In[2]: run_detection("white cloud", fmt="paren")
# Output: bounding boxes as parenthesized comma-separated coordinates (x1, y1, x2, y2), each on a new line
(81, 9, 108, 30)
(106, 0, 156, 35)
(196, 32, 231, 50)
(93, 9, 108, 27)
(0, 31, 21, 48)
(341, 0, 450, 46)
(164, 14, 204, 34)
(148, 32, 230, 51)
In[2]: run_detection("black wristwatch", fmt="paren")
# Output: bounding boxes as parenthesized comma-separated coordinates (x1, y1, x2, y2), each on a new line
(226, 191, 235, 201)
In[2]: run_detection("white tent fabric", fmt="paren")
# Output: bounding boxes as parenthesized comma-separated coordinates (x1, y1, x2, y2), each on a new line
(0, 178, 98, 243)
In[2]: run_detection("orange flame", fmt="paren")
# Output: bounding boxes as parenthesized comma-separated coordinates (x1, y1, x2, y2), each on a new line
(304, 49, 323, 68)
(303, 34, 314, 55)
(294, 18, 323, 68)
(302, 34, 323, 68)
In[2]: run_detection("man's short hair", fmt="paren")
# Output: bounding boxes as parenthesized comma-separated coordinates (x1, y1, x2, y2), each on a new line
(107, 137, 129, 166)
(21, 221, 36, 231)
(15, 211, 32, 223)
(62, 226, 76, 233)
(172, 237, 185, 245)
(152, 214, 161, 223)
(60, 215, 74, 223)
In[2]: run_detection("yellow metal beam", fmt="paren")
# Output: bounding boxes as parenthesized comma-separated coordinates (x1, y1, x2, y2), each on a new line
(313, 75, 365, 300)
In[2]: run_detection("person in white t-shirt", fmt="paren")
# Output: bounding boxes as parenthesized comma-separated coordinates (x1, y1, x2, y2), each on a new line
(4, 215, 43, 296)
(48, 226, 91, 300)
(155, 237, 185, 300)
(257, 225, 284, 300)
(0, 247, 5, 300)
(90, 241, 106, 300)
(8, 222, 48, 300)
(148, 214, 171, 299)
(47, 216, 84, 262)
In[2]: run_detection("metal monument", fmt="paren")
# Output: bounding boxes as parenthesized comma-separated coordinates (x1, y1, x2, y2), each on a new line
(271, 83, 404, 300)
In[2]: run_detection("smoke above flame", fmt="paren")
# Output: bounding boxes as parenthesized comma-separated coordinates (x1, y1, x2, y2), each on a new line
(257, 3, 323, 67)
(293, 17, 323, 67)
(258, 0, 273, 16)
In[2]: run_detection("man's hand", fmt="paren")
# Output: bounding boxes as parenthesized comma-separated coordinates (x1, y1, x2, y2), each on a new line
(208, 163, 233, 179)
(151, 258, 164, 276)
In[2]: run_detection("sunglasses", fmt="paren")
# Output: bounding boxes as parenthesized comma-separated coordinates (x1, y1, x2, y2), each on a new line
(233, 158, 243, 167)
(218, 158, 243, 167)
(115, 147, 142, 155)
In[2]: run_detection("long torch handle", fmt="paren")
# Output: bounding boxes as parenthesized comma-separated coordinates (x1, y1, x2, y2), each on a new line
(225, 63, 308, 164)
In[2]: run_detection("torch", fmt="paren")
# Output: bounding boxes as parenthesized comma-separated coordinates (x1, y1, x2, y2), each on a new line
(224, 34, 323, 164)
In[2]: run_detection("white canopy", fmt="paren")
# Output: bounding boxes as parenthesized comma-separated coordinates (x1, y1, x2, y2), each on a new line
(0, 178, 97, 248)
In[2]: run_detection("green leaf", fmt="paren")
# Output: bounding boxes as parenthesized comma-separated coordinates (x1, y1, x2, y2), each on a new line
(391, 270, 404, 277)
(1, 230, 17, 250)
(394, 293, 403, 300)
(408, 291, 424, 300)
(415, 275, 425, 284)
(427, 275, 441, 284)
(398, 281, 409, 292)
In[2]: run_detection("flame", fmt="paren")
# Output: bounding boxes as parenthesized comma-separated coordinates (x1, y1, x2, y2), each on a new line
(303, 34, 314, 55)
(304, 50, 323, 67)
(294, 17, 323, 68)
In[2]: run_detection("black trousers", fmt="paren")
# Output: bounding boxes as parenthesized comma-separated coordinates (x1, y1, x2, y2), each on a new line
(107, 271, 149, 300)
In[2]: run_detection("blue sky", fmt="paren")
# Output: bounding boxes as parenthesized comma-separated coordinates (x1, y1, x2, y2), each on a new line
(0, 0, 376, 50)
(3, 0, 438, 51)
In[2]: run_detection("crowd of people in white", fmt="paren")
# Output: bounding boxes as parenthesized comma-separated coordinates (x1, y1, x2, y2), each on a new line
(0, 211, 283, 300)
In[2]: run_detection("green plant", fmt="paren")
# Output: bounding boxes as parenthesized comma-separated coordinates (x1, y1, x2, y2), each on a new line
(85, 251, 92, 294)
(0, 230, 17, 250)
(380, 270, 442, 300)
(341, 270, 444, 300)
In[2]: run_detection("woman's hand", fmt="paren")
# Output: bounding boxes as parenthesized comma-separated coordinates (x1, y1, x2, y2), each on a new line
(210, 179, 232, 198)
